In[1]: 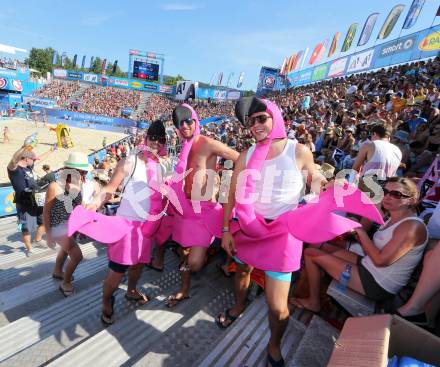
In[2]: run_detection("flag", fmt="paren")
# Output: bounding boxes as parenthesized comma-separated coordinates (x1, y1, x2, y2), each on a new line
(280, 57, 288, 75)
(217, 72, 223, 86)
(358, 13, 380, 46)
(81, 55, 86, 69)
(209, 72, 217, 86)
(237, 72, 245, 88)
(52, 51, 58, 65)
(112, 60, 118, 74)
(403, 0, 425, 29)
(328, 32, 340, 57)
(309, 42, 324, 65)
(316, 39, 328, 64)
(89, 56, 94, 70)
(61, 52, 66, 67)
(292, 50, 303, 71)
(72, 54, 77, 68)
(417, 156, 439, 198)
(226, 72, 234, 87)
(299, 47, 309, 70)
(101, 59, 107, 75)
(287, 53, 296, 72)
(341, 23, 358, 52)
(437, 5, 440, 17)
(378, 4, 405, 40)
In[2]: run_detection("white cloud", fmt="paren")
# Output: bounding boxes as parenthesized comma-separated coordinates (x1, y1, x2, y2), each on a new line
(162, 3, 199, 11)
(81, 13, 117, 27)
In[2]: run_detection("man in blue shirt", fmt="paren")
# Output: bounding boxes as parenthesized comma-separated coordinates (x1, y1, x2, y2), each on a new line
(407, 109, 427, 135)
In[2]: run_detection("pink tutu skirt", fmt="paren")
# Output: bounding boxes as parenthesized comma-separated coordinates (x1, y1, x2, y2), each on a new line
(107, 220, 153, 265)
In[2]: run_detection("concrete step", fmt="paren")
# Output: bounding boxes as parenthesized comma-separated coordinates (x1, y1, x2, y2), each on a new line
(288, 315, 340, 367)
(0, 253, 180, 366)
(0, 242, 103, 292)
(196, 295, 307, 367)
(46, 257, 232, 366)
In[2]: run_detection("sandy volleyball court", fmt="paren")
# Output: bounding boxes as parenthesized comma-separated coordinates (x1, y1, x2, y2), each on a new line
(0, 118, 127, 184)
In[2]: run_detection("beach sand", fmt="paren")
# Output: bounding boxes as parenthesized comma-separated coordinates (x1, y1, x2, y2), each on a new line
(0, 118, 126, 185)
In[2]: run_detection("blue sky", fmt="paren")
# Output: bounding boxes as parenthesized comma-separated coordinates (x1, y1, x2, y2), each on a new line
(1, 0, 439, 90)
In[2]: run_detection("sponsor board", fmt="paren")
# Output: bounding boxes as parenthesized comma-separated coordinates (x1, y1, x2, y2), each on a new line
(53, 68, 67, 78)
(264, 75, 275, 88)
(12, 80, 22, 92)
(378, 35, 416, 58)
(67, 71, 81, 79)
(159, 84, 174, 94)
(0, 78, 6, 89)
(419, 31, 440, 51)
(227, 91, 241, 100)
(213, 90, 227, 100)
(328, 58, 348, 77)
(347, 49, 374, 73)
(23, 96, 56, 108)
(114, 78, 129, 87)
(175, 81, 196, 100)
(143, 83, 158, 91)
(312, 64, 328, 81)
(83, 73, 98, 83)
(130, 81, 142, 88)
(299, 70, 312, 83)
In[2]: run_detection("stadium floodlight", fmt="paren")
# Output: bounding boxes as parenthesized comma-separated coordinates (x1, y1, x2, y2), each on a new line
(0, 44, 27, 54)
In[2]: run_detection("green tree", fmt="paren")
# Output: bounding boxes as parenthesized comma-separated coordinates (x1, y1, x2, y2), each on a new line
(164, 74, 185, 86)
(26, 47, 56, 75)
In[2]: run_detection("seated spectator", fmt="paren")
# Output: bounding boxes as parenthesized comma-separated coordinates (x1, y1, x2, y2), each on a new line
(290, 177, 428, 312)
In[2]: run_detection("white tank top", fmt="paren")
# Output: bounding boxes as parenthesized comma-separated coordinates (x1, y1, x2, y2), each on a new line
(361, 140, 402, 179)
(116, 155, 153, 222)
(245, 139, 304, 220)
(361, 216, 428, 294)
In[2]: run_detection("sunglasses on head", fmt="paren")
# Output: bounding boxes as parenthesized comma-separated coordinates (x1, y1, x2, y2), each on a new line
(175, 118, 194, 128)
(148, 135, 166, 144)
(245, 114, 271, 128)
(383, 188, 411, 199)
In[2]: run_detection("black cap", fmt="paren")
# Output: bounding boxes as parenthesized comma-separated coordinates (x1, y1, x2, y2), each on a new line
(235, 97, 267, 125)
(147, 120, 165, 137)
(172, 105, 192, 128)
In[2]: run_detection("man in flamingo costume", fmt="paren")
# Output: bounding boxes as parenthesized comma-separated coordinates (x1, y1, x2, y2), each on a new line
(218, 97, 383, 367)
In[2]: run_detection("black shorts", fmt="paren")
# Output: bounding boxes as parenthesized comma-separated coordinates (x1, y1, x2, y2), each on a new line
(16, 204, 43, 233)
(357, 257, 394, 301)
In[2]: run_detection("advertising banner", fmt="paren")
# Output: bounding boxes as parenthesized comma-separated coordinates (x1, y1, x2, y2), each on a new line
(346, 49, 375, 73)
(311, 64, 328, 81)
(0, 78, 23, 92)
(23, 95, 56, 108)
(175, 81, 196, 100)
(328, 57, 348, 78)
(159, 85, 175, 94)
(0, 186, 16, 217)
(227, 91, 241, 100)
(67, 71, 81, 80)
(53, 68, 67, 78)
(374, 34, 417, 68)
(358, 13, 380, 46)
(0, 67, 30, 81)
(83, 73, 98, 83)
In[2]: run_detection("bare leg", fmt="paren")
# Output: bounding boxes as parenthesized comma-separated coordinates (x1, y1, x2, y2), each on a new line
(217, 262, 253, 327)
(290, 247, 365, 312)
(398, 243, 440, 323)
(53, 249, 68, 276)
(34, 225, 45, 242)
(22, 231, 33, 252)
(265, 275, 291, 365)
(167, 246, 208, 307)
(59, 237, 83, 292)
(151, 245, 165, 270)
(126, 263, 148, 303)
(102, 269, 125, 317)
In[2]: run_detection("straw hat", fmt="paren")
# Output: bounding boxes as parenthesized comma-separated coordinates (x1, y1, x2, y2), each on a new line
(64, 152, 93, 172)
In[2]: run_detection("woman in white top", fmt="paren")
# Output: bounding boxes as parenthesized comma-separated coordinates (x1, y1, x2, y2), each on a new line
(290, 177, 428, 313)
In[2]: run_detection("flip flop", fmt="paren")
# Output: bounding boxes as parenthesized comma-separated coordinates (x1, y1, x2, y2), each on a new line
(396, 311, 428, 326)
(59, 285, 74, 297)
(101, 295, 115, 326)
(267, 351, 285, 367)
(125, 292, 150, 305)
(216, 309, 238, 329)
(165, 294, 190, 308)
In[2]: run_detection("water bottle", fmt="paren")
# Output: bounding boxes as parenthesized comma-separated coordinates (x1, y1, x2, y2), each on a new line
(337, 264, 352, 291)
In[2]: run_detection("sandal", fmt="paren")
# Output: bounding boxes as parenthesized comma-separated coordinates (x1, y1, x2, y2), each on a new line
(125, 292, 150, 305)
(165, 294, 190, 308)
(217, 263, 232, 278)
(267, 352, 285, 367)
(216, 309, 238, 329)
(59, 285, 74, 297)
(396, 311, 428, 326)
(101, 295, 115, 326)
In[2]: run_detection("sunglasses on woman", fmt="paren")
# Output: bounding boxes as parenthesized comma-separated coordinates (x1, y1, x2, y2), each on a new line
(245, 114, 271, 128)
(383, 188, 411, 199)
(148, 135, 166, 144)
(175, 118, 194, 128)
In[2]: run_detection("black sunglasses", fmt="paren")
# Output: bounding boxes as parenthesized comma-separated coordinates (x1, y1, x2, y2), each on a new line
(383, 188, 411, 199)
(148, 135, 166, 144)
(245, 114, 271, 128)
(175, 118, 194, 128)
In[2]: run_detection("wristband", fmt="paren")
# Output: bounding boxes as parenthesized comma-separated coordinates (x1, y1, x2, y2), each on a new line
(222, 227, 230, 233)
